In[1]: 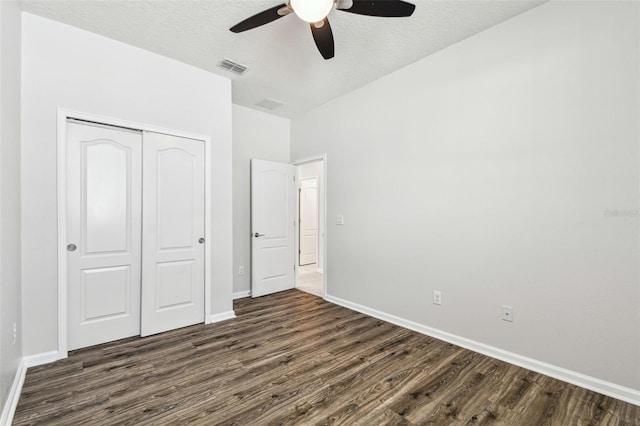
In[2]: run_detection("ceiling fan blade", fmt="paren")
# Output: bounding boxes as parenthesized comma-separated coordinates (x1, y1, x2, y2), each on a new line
(310, 18, 335, 60)
(230, 3, 290, 33)
(338, 0, 415, 17)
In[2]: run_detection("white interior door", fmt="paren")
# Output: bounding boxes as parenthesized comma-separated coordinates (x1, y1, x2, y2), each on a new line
(251, 159, 295, 297)
(299, 177, 318, 266)
(66, 121, 142, 351)
(141, 132, 205, 336)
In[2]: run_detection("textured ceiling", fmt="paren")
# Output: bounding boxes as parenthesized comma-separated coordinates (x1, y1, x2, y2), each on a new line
(20, 0, 546, 118)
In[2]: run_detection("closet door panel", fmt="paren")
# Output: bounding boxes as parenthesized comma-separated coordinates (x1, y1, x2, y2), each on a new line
(66, 121, 142, 350)
(141, 131, 205, 336)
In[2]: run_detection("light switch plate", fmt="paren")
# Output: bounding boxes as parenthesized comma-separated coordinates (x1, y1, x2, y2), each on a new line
(336, 215, 344, 225)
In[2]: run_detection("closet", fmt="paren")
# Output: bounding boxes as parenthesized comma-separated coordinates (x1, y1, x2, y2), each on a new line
(65, 120, 205, 350)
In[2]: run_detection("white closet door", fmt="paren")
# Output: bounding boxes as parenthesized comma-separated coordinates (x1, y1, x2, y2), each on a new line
(67, 121, 142, 351)
(141, 132, 205, 337)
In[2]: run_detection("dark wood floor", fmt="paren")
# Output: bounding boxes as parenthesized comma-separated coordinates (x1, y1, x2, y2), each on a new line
(13, 290, 640, 425)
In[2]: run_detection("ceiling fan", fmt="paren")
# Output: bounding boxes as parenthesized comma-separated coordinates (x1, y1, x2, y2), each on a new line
(229, 0, 416, 60)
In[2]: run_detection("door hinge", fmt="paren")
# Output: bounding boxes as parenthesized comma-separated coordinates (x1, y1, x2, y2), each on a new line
(293, 175, 296, 181)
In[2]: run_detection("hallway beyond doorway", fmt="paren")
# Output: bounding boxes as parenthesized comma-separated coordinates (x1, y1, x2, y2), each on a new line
(297, 263, 323, 297)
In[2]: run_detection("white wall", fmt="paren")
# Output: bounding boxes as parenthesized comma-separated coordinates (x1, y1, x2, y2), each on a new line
(298, 161, 324, 271)
(0, 1, 22, 412)
(291, 0, 640, 393)
(21, 13, 233, 356)
(232, 105, 290, 295)
(0, 0, 23, 414)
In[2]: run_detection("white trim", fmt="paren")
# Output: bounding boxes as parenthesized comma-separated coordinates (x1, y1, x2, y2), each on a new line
(0, 359, 27, 426)
(325, 294, 640, 407)
(56, 110, 69, 359)
(233, 290, 251, 300)
(292, 154, 327, 300)
(294, 168, 299, 290)
(209, 311, 236, 323)
(204, 131, 212, 324)
(292, 154, 326, 166)
(317, 268, 323, 274)
(24, 351, 62, 367)
(56, 108, 213, 357)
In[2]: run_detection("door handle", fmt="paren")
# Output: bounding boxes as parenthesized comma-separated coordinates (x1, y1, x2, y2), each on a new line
(67, 243, 77, 252)
(254, 232, 265, 238)
(198, 238, 205, 244)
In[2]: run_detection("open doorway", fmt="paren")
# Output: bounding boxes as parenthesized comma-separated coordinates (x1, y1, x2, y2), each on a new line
(294, 156, 325, 298)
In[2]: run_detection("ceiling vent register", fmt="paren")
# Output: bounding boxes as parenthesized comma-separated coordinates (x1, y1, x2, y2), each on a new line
(217, 59, 248, 75)
(256, 98, 284, 110)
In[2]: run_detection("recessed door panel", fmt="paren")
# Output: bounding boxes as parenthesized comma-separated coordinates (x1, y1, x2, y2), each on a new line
(261, 170, 288, 239)
(67, 121, 142, 351)
(157, 149, 195, 250)
(82, 266, 130, 322)
(251, 159, 295, 297)
(156, 260, 195, 310)
(261, 246, 289, 280)
(141, 132, 205, 336)
(84, 142, 131, 254)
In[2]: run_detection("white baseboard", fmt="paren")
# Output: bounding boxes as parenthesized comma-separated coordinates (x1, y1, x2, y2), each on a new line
(0, 358, 27, 426)
(232, 290, 250, 300)
(0, 350, 63, 425)
(209, 310, 236, 323)
(325, 294, 640, 407)
(24, 350, 62, 367)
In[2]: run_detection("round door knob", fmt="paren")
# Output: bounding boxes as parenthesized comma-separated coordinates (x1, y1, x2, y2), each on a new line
(67, 243, 77, 252)
(198, 238, 205, 244)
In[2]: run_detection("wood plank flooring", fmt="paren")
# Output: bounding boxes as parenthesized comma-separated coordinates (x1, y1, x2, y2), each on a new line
(13, 290, 640, 425)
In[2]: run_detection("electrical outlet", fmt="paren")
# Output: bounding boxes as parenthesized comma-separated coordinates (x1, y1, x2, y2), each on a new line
(13, 323, 17, 345)
(433, 290, 442, 305)
(502, 306, 513, 322)
(239, 266, 245, 276)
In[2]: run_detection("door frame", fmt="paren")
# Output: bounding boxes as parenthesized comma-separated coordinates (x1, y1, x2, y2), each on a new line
(293, 154, 327, 299)
(56, 108, 213, 359)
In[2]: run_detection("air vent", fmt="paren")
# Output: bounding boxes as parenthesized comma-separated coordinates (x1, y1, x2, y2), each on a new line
(217, 58, 248, 75)
(255, 98, 284, 111)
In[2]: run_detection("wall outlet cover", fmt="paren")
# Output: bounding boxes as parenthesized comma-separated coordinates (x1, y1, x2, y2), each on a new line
(502, 305, 513, 322)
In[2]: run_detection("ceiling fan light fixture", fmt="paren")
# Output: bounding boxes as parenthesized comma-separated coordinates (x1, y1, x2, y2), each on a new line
(291, 0, 334, 23)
